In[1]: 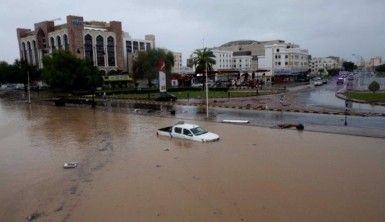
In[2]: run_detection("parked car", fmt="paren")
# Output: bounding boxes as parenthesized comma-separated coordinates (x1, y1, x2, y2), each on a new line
(313, 78, 323, 86)
(322, 78, 328, 84)
(154, 92, 177, 102)
(336, 77, 344, 85)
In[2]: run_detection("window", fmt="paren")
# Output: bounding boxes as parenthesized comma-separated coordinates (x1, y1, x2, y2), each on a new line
(126, 41, 132, 53)
(96, 35, 105, 66)
(50, 37, 55, 50)
(57, 36, 62, 49)
(276, 49, 280, 52)
(285, 55, 288, 59)
(278, 62, 281, 65)
(84, 34, 93, 62)
(146, 42, 151, 51)
(174, 127, 182, 134)
(27, 41, 32, 64)
(107, 36, 115, 66)
(33, 41, 38, 66)
(285, 62, 288, 65)
(22, 42, 27, 61)
(63, 34, 69, 51)
(183, 129, 193, 136)
(139, 42, 145, 51)
(133, 41, 138, 51)
(191, 127, 208, 136)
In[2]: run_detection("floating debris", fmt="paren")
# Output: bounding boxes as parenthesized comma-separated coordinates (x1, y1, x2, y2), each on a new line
(63, 162, 78, 169)
(277, 123, 304, 130)
(222, 119, 250, 124)
(27, 212, 42, 221)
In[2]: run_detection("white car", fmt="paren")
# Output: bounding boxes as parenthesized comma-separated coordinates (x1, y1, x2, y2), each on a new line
(157, 122, 220, 142)
(313, 78, 323, 86)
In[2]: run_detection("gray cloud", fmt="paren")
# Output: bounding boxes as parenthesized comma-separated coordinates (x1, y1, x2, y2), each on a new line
(1, 0, 384, 64)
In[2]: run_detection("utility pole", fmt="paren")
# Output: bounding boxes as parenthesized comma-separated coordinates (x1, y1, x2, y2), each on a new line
(202, 38, 209, 118)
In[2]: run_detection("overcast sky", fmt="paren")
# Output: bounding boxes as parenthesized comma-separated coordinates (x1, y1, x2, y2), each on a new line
(1, 0, 384, 64)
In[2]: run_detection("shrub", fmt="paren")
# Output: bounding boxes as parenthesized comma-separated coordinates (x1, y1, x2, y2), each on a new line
(368, 81, 380, 93)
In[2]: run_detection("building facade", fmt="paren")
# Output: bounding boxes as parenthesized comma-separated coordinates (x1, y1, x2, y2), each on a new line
(17, 16, 124, 72)
(212, 49, 233, 70)
(215, 40, 286, 70)
(310, 57, 341, 75)
(17, 15, 155, 73)
(258, 42, 310, 82)
(123, 33, 155, 73)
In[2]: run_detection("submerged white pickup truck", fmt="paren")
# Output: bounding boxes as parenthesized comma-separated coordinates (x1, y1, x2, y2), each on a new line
(157, 122, 220, 142)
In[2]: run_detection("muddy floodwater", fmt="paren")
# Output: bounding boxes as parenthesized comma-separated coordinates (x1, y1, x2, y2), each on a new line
(1, 101, 385, 222)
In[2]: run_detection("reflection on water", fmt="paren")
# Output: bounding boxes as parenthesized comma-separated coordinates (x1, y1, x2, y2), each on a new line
(1, 99, 385, 221)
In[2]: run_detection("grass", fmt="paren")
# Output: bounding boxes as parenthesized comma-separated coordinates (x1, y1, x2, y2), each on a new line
(345, 91, 385, 102)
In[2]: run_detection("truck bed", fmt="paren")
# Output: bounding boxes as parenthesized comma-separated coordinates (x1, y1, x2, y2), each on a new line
(157, 126, 173, 137)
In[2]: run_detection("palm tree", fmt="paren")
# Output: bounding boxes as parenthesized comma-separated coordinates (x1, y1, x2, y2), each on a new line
(192, 48, 216, 74)
(192, 48, 216, 118)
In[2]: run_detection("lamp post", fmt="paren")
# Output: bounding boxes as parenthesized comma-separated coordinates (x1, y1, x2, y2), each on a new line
(205, 61, 209, 118)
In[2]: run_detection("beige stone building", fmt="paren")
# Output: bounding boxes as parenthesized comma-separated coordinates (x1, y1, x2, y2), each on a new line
(17, 16, 125, 72)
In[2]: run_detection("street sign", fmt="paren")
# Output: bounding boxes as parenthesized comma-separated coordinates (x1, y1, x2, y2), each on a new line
(159, 71, 166, 92)
(345, 100, 353, 110)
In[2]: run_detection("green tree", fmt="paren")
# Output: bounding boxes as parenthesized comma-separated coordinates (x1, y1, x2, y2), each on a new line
(133, 48, 174, 88)
(192, 48, 216, 74)
(42, 50, 102, 92)
(342, 61, 358, 72)
(0, 60, 40, 84)
(368, 81, 380, 93)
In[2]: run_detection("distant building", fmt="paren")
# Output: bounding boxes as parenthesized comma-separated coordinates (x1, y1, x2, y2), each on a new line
(367, 56, 383, 68)
(258, 42, 310, 82)
(215, 40, 285, 70)
(212, 49, 233, 70)
(172, 52, 182, 73)
(189, 40, 310, 83)
(123, 33, 155, 73)
(310, 57, 341, 75)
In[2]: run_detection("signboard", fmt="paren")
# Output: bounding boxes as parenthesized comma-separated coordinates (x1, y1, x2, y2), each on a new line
(159, 72, 166, 92)
(103, 75, 132, 82)
(158, 59, 167, 92)
(345, 100, 353, 110)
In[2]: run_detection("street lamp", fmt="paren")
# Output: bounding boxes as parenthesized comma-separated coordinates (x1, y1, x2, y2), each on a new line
(205, 61, 209, 118)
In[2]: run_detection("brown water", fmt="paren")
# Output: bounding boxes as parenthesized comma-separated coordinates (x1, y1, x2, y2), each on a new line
(0, 101, 385, 221)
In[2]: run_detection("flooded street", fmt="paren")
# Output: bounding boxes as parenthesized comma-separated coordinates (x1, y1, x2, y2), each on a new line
(1, 100, 385, 221)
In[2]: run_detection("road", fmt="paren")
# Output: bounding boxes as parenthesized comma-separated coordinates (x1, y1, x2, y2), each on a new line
(293, 76, 385, 113)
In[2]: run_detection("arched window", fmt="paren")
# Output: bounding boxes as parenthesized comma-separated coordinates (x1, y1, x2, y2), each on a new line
(63, 34, 69, 51)
(107, 36, 115, 66)
(27, 41, 33, 64)
(84, 34, 93, 62)
(33, 40, 38, 66)
(57, 36, 62, 49)
(21, 42, 27, 61)
(96, 35, 105, 66)
(50, 37, 55, 50)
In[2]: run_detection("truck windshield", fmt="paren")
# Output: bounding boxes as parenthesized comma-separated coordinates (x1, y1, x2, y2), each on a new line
(190, 127, 208, 136)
